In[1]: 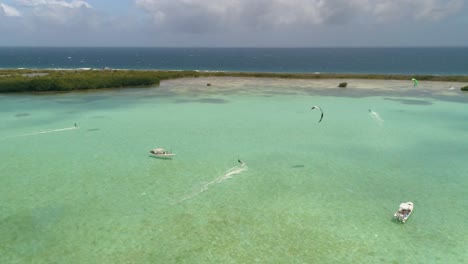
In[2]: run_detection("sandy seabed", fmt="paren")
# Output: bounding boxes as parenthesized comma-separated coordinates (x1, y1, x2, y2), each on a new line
(159, 76, 468, 98)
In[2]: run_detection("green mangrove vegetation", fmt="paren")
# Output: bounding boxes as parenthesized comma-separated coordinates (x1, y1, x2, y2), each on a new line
(200, 71, 468, 82)
(338, 82, 348, 88)
(461, 85, 468, 91)
(0, 70, 199, 93)
(1, 69, 468, 93)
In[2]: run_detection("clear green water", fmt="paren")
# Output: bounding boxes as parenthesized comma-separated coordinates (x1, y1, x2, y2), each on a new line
(1, 78, 467, 263)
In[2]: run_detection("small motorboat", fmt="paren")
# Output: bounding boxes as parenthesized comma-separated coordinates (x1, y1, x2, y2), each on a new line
(394, 202, 414, 223)
(150, 148, 175, 159)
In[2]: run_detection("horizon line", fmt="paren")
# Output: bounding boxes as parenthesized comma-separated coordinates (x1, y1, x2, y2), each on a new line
(1, 45, 468, 49)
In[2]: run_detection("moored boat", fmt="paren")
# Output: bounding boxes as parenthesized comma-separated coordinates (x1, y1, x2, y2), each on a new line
(394, 202, 414, 223)
(150, 148, 175, 159)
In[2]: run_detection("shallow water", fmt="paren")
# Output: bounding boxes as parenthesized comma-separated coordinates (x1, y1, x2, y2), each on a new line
(1, 78, 467, 263)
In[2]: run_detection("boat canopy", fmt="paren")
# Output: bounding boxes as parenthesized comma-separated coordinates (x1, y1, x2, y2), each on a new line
(399, 203, 411, 210)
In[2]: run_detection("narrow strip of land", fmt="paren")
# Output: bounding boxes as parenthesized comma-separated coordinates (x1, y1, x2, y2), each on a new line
(1, 69, 467, 92)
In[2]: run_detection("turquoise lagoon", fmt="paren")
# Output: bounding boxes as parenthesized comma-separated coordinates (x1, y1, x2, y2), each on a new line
(1, 77, 467, 263)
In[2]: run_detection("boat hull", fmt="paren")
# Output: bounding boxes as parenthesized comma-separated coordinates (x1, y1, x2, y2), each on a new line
(150, 153, 175, 159)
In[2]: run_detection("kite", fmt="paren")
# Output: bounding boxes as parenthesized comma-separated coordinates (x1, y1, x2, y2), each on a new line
(311, 106, 324, 123)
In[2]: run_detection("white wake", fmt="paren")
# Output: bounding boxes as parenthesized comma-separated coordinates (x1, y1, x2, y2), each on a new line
(369, 110, 384, 126)
(179, 162, 248, 202)
(3, 126, 79, 140)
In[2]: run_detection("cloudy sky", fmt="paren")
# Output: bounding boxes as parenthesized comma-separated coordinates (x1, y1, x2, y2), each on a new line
(0, 0, 467, 47)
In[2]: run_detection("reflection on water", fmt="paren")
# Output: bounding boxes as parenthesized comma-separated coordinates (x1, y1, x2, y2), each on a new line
(384, 97, 433, 105)
(174, 98, 229, 104)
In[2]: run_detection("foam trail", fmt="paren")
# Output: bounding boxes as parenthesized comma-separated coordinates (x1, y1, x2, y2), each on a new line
(179, 162, 248, 202)
(3, 126, 79, 139)
(369, 110, 384, 125)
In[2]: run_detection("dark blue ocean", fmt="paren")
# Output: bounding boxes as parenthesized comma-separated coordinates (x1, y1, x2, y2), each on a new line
(0, 47, 467, 75)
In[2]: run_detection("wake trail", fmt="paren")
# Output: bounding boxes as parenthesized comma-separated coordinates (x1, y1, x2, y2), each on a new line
(178, 162, 248, 203)
(2, 126, 79, 140)
(369, 110, 384, 126)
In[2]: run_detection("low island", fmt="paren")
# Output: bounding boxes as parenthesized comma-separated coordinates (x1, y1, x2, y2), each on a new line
(1, 68, 468, 93)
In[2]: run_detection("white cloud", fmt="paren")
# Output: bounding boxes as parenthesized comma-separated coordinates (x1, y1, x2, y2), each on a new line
(12, 0, 93, 25)
(368, 0, 464, 22)
(1, 0, 145, 46)
(135, 0, 464, 33)
(16, 0, 91, 8)
(1, 0, 466, 46)
(0, 2, 22, 16)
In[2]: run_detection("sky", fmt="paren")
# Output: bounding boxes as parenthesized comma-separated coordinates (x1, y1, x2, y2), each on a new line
(0, 0, 467, 47)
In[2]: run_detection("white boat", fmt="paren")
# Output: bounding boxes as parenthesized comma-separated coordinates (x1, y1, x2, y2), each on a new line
(150, 148, 175, 159)
(394, 202, 414, 223)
